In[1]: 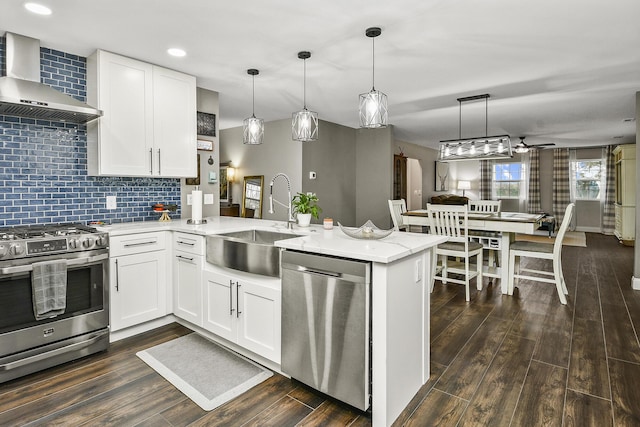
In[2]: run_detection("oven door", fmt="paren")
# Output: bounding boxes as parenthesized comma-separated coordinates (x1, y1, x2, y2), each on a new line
(0, 250, 109, 358)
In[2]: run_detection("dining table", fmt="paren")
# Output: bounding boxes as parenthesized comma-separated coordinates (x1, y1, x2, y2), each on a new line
(402, 210, 546, 294)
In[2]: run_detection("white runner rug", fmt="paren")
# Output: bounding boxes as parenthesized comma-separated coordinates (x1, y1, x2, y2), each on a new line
(137, 333, 272, 411)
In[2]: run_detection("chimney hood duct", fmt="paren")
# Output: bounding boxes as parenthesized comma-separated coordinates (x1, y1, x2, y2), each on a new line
(0, 32, 102, 124)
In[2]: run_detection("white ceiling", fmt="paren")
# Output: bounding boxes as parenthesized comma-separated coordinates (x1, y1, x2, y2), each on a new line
(1, 0, 639, 149)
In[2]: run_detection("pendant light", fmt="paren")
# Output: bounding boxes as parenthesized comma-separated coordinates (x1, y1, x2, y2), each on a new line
(359, 27, 388, 128)
(243, 69, 264, 145)
(292, 51, 318, 142)
(437, 94, 512, 161)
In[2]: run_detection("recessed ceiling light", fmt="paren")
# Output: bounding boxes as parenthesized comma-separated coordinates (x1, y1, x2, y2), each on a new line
(24, 2, 52, 15)
(167, 48, 186, 57)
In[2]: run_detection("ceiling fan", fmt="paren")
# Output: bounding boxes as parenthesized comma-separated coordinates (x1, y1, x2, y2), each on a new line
(513, 137, 555, 153)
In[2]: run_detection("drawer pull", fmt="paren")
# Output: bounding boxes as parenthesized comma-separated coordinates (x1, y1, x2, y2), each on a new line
(123, 241, 157, 248)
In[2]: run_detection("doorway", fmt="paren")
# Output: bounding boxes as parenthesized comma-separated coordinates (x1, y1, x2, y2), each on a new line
(406, 158, 422, 210)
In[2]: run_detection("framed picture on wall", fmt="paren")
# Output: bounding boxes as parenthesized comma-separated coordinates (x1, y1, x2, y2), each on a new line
(435, 161, 450, 191)
(197, 112, 216, 137)
(219, 165, 229, 202)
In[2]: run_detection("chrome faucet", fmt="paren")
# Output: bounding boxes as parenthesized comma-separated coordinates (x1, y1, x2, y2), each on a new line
(269, 173, 295, 229)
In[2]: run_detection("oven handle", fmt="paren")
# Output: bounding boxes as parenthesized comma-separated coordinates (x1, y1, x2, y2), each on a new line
(0, 329, 109, 371)
(0, 253, 109, 275)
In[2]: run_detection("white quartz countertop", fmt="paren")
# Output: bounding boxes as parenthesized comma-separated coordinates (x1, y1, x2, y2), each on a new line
(99, 217, 445, 264)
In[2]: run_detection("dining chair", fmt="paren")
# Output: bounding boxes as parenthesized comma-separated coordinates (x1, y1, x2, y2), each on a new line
(468, 200, 502, 270)
(426, 203, 483, 301)
(388, 199, 408, 231)
(468, 200, 502, 213)
(507, 203, 575, 304)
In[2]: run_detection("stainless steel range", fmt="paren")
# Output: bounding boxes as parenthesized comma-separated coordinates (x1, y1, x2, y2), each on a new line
(0, 223, 110, 383)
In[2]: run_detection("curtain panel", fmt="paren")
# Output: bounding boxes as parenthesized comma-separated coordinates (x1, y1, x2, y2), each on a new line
(479, 160, 492, 200)
(552, 148, 572, 229)
(601, 145, 616, 234)
(527, 150, 541, 213)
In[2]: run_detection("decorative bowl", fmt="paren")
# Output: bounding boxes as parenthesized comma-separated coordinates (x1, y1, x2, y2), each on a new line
(338, 220, 394, 240)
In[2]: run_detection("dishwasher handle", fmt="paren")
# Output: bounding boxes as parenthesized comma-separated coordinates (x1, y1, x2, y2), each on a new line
(293, 265, 343, 278)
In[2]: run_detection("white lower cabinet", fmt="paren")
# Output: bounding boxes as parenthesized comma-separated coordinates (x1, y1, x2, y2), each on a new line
(110, 232, 168, 331)
(172, 233, 204, 326)
(203, 268, 281, 364)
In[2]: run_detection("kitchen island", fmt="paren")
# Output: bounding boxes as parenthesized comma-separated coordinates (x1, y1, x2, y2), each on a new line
(101, 217, 445, 427)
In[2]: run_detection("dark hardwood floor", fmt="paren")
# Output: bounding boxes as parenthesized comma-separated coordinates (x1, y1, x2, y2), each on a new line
(1, 233, 639, 426)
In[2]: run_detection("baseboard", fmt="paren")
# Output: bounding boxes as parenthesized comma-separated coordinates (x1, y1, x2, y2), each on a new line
(632, 276, 640, 291)
(575, 226, 601, 233)
(110, 315, 176, 343)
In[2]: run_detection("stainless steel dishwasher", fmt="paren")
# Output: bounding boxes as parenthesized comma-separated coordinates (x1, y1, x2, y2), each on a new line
(281, 250, 371, 411)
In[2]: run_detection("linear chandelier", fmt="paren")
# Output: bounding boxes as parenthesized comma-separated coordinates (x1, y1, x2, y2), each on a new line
(438, 94, 512, 161)
(292, 51, 318, 142)
(243, 69, 264, 145)
(359, 27, 388, 128)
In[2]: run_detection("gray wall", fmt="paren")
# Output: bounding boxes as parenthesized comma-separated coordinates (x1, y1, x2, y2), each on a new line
(181, 87, 220, 219)
(219, 119, 303, 222)
(355, 126, 394, 227)
(220, 119, 393, 228)
(302, 121, 357, 226)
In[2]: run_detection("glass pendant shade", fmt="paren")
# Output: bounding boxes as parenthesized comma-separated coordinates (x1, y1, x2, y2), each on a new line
(292, 51, 318, 142)
(359, 27, 388, 128)
(243, 115, 264, 145)
(359, 88, 388, 128)
(292, 108, 318, 142)
(243, 69, 264, 145)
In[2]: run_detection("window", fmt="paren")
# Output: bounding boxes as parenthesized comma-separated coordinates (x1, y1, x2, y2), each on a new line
(493, 162, 525, 199)
(572, 160, 602, 200)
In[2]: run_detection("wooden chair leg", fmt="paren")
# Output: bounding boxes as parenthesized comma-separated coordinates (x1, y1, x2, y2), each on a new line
(476, 252, 483, 290)
(553, 258, 568, 304)
(442, 255, 448, 284)
(430, 249, 437, 293)
(557, 259, 569, 295)
(464, 256, 470, 301)
(508, 252, 517, 295)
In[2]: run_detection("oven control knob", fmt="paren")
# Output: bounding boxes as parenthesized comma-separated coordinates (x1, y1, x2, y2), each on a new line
(82, 237, 95, 248)
(0, 244, 7, 257)
(95, 236, 106, 247)
(69, 239, 79, 249)
(10, 244, 25, 256)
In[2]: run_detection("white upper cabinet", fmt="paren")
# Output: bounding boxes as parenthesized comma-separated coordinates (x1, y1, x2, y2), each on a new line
(87, 50, 196, 177)
(152, 66, 197, 177)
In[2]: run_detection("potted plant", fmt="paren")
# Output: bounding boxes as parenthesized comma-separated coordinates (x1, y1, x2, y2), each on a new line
(292, 192, 321, 227)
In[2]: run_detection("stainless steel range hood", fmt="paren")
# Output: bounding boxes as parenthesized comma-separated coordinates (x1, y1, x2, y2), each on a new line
(0, 32, 102, 123)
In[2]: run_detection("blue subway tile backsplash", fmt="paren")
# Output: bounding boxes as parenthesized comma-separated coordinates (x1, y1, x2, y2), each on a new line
(0, 37, 181, 227)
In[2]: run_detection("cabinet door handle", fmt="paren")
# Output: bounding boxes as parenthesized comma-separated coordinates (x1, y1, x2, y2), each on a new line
(236, 283, 241, 318)
(177, 241, 195, 246)
(115, 259, 119, 292)
(157, 149, 161, 175)
(149, 148, 153, 175)
(176, 255, 194, 262)
(124, 241, 157, 248)
(229, 280, 235, 315)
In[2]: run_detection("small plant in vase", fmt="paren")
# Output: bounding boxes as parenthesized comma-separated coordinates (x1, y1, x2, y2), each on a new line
(292, 192, 321, 227)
